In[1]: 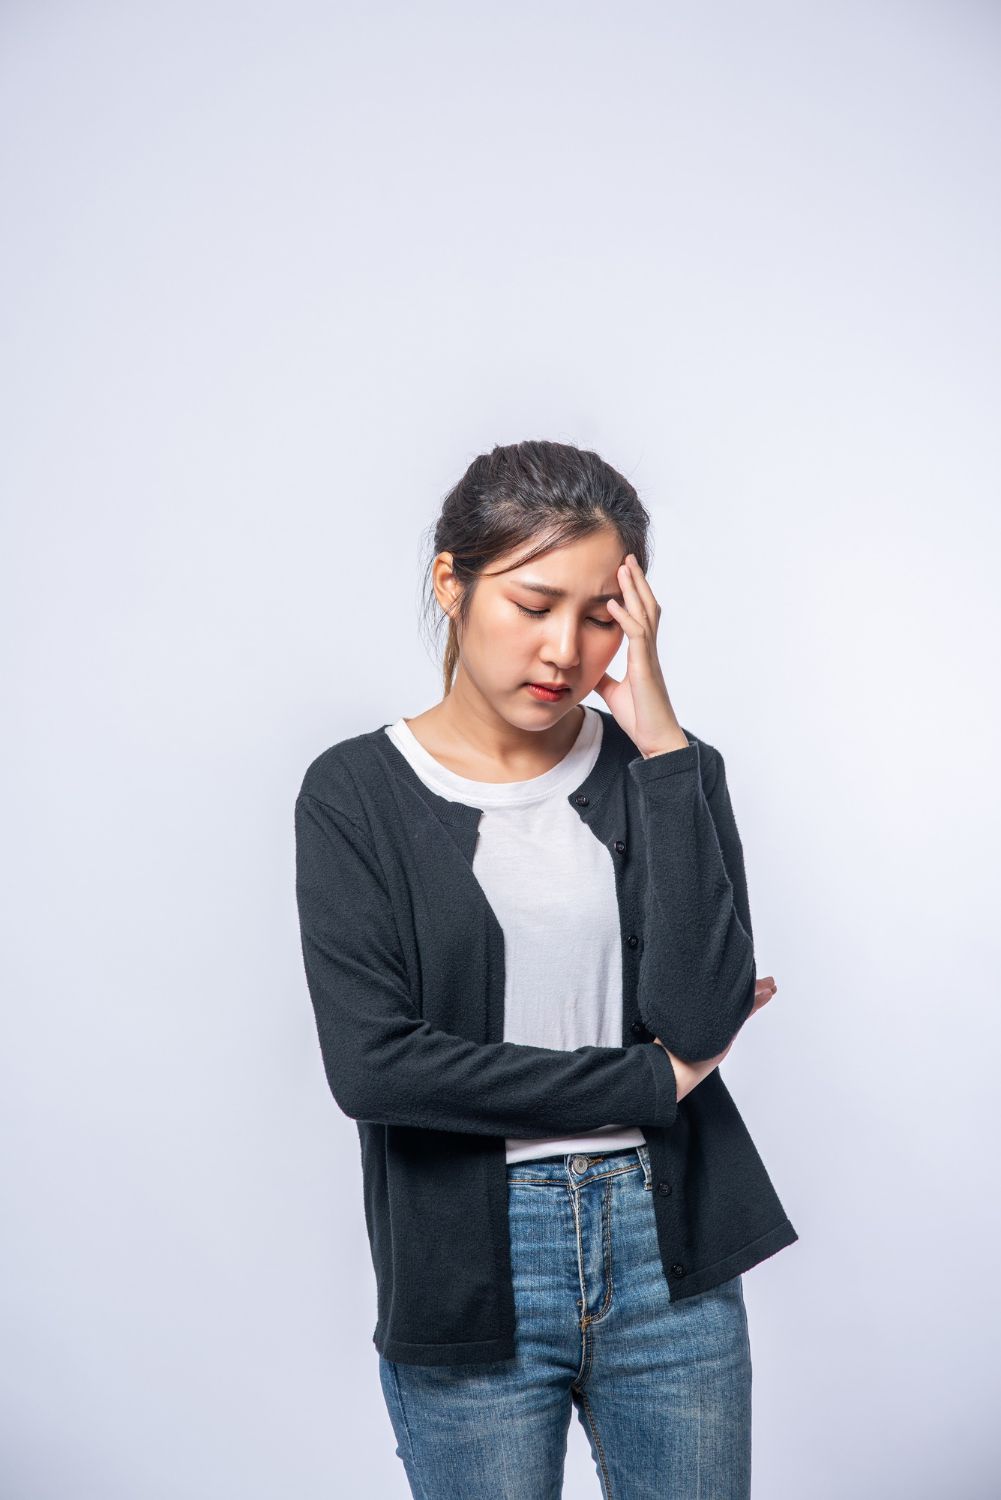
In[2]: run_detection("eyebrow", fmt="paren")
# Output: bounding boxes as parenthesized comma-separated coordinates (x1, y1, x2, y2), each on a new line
(515, 580, 622, 605)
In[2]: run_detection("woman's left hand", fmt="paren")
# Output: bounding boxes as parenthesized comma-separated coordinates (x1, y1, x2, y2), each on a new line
(593, 553, 690, 758)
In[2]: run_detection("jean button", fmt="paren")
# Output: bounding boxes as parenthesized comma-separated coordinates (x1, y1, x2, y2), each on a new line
(571, 1155, 590, 1174)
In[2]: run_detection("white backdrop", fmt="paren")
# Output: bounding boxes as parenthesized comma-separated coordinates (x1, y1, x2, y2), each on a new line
(3, 2, 999, 1496)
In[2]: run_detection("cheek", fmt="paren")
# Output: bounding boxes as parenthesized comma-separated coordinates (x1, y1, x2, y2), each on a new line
(466, 612, 529, 665)
(591, 629, 622, 661)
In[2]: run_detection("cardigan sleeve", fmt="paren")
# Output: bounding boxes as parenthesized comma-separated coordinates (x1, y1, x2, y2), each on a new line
(294, 791, 679, 1137)
(628, 738, 757, 1062)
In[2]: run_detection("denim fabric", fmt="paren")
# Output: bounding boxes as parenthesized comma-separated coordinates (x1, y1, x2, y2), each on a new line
(378, 1144, 752, 1498)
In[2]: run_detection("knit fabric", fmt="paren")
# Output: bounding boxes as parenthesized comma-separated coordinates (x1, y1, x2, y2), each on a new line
(294, 707, 798, 1366)
(384, 704, 650, 1164)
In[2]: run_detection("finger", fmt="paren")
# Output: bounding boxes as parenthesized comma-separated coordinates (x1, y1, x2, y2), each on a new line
(610, 567, 657, 652)
(621, 554, 661, 624)
(606, 594, 644, 638)
(617, 558, 652, 631)
(751, 980, 776, 1011)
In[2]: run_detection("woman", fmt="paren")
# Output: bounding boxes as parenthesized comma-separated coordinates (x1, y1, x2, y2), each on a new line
(294, 439, 797, 1499)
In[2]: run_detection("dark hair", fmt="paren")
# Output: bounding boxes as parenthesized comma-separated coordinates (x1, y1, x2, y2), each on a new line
(419, 439, 652, 695)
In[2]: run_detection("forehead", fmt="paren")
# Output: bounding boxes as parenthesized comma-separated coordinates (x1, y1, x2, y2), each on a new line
(491, 527, 625, 586)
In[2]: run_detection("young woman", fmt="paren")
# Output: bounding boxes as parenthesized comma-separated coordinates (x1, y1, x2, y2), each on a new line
(294, 440, 797, 1499)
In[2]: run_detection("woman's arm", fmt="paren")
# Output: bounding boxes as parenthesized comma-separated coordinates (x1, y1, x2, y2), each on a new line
(592, 554, 768, 1066)
(655, 976, 776, 1098)
(629, 738, 759, 1062)
(295, 791, 679, 1137)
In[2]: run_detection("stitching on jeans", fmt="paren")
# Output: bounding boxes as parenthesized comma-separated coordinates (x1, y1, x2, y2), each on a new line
(509, 1162, 642, 1188)
(387, 1361, 432, 1500)
(587, 1178, 615, 1327)
(577, 1386, 615, 1498)
(568, 1182, 590, 1386)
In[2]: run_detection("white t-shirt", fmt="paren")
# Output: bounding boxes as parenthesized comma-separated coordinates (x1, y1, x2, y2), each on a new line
(383, 705, 647, 1165)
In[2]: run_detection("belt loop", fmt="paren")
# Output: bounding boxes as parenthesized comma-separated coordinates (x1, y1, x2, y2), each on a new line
(636, 1144, 652, 1189)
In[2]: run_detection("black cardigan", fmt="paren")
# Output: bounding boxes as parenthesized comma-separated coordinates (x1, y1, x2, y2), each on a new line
(294, 708, 798, 1366)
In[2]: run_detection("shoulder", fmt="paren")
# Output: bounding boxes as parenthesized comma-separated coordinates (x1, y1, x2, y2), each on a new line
(296, 724, 391, 826)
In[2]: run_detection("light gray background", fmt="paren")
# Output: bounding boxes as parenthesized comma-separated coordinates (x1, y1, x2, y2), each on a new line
(3, 2, 999, 1496)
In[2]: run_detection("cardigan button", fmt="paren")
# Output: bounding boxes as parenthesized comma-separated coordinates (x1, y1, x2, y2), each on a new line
(671, 1262, 685, 1276)
(657, 1181, 673, 1195)
(626, 934, 639, 948)
(630, 1019, 648, 1038)
(613, 839, 626, 853)
(574, 794, 589, 806)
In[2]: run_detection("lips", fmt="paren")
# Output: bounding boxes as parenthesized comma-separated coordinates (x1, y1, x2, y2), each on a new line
(526, 682, 571, 701)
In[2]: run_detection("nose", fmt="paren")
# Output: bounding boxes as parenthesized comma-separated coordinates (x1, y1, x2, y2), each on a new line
(542, 620, 582, 669)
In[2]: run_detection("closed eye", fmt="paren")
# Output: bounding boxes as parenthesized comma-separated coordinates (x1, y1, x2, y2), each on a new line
(514, 602, 618, 630)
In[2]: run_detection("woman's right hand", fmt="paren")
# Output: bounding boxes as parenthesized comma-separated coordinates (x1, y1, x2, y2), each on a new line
(656, 975, 778, 1103)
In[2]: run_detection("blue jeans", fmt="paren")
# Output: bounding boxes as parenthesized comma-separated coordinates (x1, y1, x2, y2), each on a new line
(378, 1143, 752, 1498)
